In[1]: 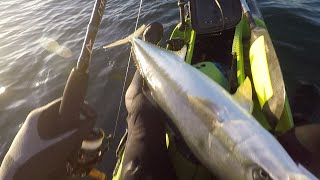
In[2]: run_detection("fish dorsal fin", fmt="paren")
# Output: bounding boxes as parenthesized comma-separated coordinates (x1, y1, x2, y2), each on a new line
(103, 24, 146, 49)
(174, 45, 187, 61)
(232, 77, 253, 113)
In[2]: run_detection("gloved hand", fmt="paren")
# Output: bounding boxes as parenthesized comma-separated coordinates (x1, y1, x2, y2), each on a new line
(125, 21, 164, 121)
(0, 98, 95, 180)
(121, 22, 176, 180)
(122, 70, 178, 180)
(125, 71, 156, 117)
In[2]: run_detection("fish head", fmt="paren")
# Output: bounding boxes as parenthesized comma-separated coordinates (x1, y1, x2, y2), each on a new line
(224, 119, 316, 180)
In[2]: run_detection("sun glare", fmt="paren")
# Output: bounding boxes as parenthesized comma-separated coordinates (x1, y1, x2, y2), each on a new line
(0, 86, 6, 95)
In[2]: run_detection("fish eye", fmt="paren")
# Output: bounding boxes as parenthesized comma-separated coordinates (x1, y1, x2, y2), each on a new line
(252, 167, 272, 180)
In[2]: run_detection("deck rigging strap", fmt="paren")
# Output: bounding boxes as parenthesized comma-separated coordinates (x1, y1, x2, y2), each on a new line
(213, 0, 225, 30)
(112, 0, 144, 140)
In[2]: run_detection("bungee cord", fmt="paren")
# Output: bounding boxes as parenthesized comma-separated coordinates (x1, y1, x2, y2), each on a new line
(214, 0, 225, 31)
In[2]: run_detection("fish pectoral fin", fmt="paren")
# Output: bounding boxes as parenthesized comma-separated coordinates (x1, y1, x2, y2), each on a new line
(232, 77, 253, 113)
(103, 24, 146, 49)
(187, 95, 221, 126)
(173, 45, 187, 61)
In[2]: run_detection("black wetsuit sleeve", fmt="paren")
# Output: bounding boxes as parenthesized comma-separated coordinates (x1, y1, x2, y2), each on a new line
(120, 71, 177, 180)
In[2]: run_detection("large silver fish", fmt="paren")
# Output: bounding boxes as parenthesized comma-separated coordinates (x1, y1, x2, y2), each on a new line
(130, 37, 316, 180)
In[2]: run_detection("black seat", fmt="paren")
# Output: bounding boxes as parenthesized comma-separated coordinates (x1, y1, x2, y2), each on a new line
(189, 0, 242, 34)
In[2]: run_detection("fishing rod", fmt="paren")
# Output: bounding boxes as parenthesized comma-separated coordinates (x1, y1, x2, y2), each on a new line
(240, 0, 257, 29)
(59, 0, 107, 179)
(239, 0, 287, 129)
(77, 0, 106, 72)
(59, 0, 106, 126)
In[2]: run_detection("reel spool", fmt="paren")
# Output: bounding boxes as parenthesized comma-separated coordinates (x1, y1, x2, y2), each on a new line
(67, 128, 108, 180)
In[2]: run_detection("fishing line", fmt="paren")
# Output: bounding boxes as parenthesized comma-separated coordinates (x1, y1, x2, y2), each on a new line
(112, 0, 144, 140)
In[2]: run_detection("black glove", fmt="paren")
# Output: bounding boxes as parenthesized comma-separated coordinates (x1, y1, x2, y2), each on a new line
(122, 70, 177, 180)
(0, 98, 95, 180)
(125, 21, 164, 123)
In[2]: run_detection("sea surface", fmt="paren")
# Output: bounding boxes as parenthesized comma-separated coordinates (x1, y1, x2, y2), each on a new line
(0, 0, 319, 178)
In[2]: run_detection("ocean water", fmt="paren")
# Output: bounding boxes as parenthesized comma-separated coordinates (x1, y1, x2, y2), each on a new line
(0, 0, 319, 178)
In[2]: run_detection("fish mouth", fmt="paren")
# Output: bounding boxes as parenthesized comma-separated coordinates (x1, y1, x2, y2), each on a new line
(220, 120, 294, 180)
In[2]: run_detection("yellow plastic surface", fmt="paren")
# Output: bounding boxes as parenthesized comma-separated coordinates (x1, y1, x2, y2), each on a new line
(89, 168, 106, 180)
(249, 35, 274, 108)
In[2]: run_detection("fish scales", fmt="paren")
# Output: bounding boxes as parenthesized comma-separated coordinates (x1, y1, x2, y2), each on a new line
(131, 37, 316, 180)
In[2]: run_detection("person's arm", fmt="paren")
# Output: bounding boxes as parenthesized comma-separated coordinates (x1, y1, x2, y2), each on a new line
(120, 22, 177, 180)
(0, 99, 95, 180)
(121, 70, 177, 180)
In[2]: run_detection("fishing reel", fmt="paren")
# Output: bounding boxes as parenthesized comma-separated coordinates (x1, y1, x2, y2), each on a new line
(67, 128, 112, 180)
